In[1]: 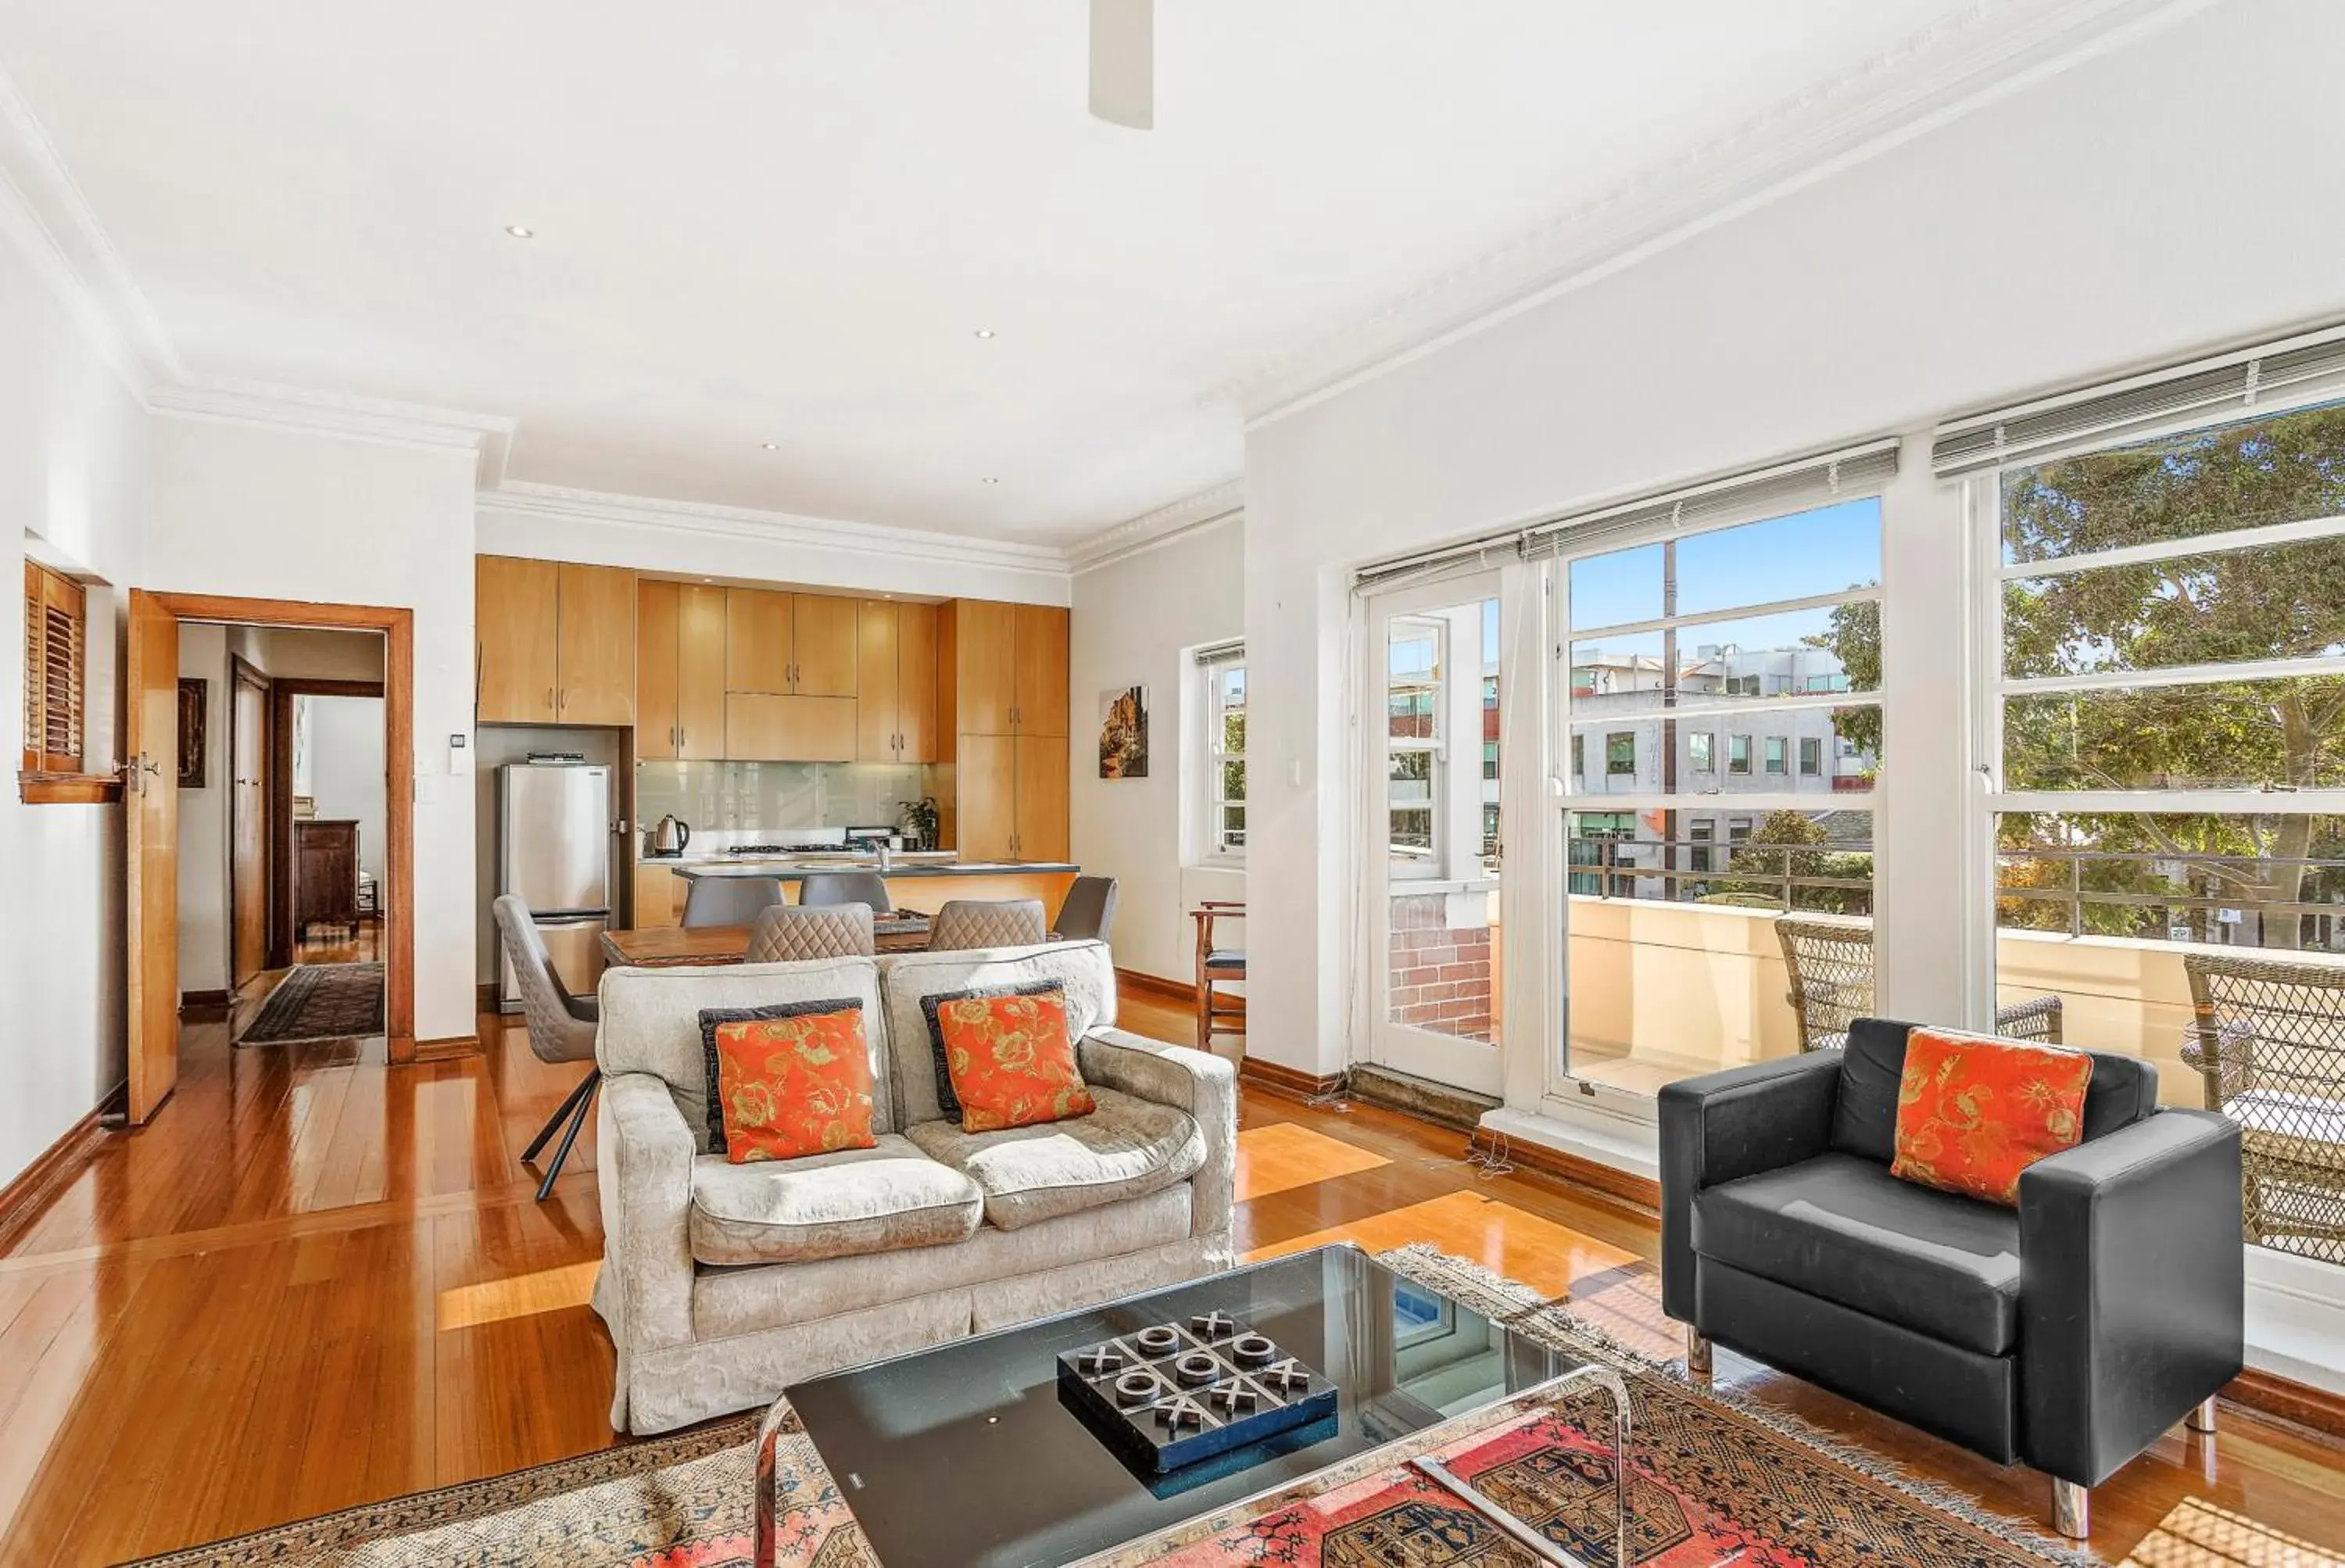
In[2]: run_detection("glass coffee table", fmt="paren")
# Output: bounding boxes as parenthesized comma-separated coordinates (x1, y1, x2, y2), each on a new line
(759, 1244, 1629, 1566)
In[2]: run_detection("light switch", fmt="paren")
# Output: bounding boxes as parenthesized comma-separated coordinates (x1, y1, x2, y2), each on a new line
(1287, 758, 1303, 787)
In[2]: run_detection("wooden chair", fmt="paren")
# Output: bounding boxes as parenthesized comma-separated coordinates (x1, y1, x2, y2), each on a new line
(1774, 915, 2063, 1052)
(2184, 949, 2345, 1264)
(1191, 901, 1246, 1052)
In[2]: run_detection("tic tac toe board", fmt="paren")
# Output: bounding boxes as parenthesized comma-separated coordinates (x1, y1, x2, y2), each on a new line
(1056, 1310, 1337, 1474)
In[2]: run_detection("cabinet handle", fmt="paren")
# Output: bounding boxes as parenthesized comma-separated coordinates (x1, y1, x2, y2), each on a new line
(547, 686, 556, 710)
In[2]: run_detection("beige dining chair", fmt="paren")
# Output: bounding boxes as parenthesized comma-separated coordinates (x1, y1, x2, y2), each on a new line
(746, 904, 877, 962)
(799, 871, 893, 915)
(492, 893, 600, 1201)
(928, 898, 1047, 951)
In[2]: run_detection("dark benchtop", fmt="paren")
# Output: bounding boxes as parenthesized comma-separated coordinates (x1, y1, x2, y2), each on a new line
(657, 857, 1078, 880)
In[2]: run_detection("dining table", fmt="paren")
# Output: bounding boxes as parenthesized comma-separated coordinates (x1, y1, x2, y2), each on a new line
(601, 912, 933, 969)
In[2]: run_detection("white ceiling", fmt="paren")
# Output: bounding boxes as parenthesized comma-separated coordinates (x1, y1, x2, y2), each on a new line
(0, 2, 2091, 545)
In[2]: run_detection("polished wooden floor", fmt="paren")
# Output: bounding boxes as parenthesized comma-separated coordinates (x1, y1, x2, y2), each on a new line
(0, 990, 2338, 1563)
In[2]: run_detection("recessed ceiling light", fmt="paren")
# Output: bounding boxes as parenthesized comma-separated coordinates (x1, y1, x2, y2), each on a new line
(503, 224, 535, 238)
(980, 477, 1000, 485)
(760, 442, 779, 450)
(972, 328, 997, 339)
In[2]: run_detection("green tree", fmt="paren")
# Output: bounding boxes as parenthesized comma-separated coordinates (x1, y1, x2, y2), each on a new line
(1820, 402, 2345, 947)
(1706, 809, 1872, 914)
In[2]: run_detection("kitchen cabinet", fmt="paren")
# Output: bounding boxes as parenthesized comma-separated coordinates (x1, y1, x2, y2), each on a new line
(954, 733, 1016, 860)
(951, 599, 1019, 736)
(855, 599, 940, 763)
(792, 594, 859, 698)
(632, 861, 686, 929)
(1012, 604, 1070, 737)
(726, 589, 793, 693)
(476, 556, 560, 723)
(1013, 736, 1070, 860)
(475, 555, 635, 725)
(726, 693, 857, 762)
(556, 564, 637, 725)
(640, 581, 727, 758)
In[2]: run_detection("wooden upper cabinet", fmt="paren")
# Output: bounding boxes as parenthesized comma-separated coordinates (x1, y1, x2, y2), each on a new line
(556, 564, 637, 725)
(676, 585, 729, 759)
(855, 601, 899, 762)
(637, 580, 680, 757)
(476, 556, 560, 723)
(896, 601, 940, 762)
(726, 693, 857, 762)
(954, 600, 1019, 736)
(1013, 735, 1071, 861)
(792, 594, 859, 698)
(727, 589, 793, 693)
(1013, 604, 1070, 737)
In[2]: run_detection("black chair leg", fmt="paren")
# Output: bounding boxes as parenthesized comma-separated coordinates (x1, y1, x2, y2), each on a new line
(524, 1069, 599, 1163)
(535, 1072, 600, 1201)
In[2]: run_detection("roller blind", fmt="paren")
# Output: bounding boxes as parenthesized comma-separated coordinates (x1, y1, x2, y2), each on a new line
(1192, 639, 1244, 668)
(1354, 437, 1899, 592)
(1932, 323, 2345, 478)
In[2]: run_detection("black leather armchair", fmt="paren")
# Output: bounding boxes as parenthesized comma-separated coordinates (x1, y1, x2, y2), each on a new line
(1659, 1018, 2243, 1538)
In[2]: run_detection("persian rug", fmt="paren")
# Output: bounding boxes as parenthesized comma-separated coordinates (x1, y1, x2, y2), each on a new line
(131, 1246, 2121, 1566)
(236, 962, 386, 1046)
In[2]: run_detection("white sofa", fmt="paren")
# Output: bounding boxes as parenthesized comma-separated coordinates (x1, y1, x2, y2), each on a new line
(590, 938, 1238, 1434)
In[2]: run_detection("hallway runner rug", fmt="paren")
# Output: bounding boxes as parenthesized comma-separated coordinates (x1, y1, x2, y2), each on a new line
(124, 1245, 2239, 1566)
(234, 962, 385, 1045)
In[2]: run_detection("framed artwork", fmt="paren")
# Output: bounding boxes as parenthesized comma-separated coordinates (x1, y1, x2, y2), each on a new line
(1098, 686, 1147, 779)
(177, 677, 208, 789)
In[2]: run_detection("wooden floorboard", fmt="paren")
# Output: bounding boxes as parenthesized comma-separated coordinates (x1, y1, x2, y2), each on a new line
(0, 987, 2335, 1562)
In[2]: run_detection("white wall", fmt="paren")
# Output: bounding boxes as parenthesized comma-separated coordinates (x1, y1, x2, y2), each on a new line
(174, 622, 231, 994)
(1240, 0, 2345, 1080)
(145, 416, 478, 1042)
(300, 696, 387, 884)
(1069, 517, 1245, 983)
(0, 208, 150, 1190)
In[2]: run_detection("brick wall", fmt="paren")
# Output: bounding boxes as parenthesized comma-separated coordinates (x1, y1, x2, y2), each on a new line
(1388, 892, 1493, 1042)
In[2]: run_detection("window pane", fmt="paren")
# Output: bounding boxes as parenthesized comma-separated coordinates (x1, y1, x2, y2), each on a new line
(1673, 499, 1883, 616)
(1568, 542, 1664, 628)
(1689, 732, 1714, 771)
(2004, 676, 2345, 790)
(1220, 806, 1245, 847)
(2004, 535, 2345, 678)
(1388, 748, 1433, 800)
(2002, 398, 2345, 567)
(1570, 601, 1878, 714)
(1605, 732, 1634, 774)
(1764, 736, 1788, 774)
(1799, 736, 1823, 775)
(1389, 807, 1434, 857)
(1219, 759, 1245, 804)
(1565, 807, 1874, 1095)
(1565, 710, 1881, 799)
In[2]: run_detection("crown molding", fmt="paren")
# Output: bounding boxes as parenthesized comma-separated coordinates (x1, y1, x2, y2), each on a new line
(149, 378, 515, 485)
(1222, 0, 2219, 428)
(1067, 478, 1245, 574)
(480, 481, 1073, 578)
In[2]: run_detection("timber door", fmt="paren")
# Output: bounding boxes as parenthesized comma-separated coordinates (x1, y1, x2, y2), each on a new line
(230, 660, 270, 987)
(124, 591, 182, 1122)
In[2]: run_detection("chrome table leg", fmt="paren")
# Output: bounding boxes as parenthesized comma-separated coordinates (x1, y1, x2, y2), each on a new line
(2051, 1477, 2089, 1539)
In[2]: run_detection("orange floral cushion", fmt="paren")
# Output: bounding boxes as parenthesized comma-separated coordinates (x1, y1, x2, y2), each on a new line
(927, 984, 1094, 1133)
(1890, 1026, 2094, 1206)
(697, 1001, 877, 1165)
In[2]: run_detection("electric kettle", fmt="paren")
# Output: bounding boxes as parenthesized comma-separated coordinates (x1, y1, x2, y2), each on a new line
(652, 815, 691, 856)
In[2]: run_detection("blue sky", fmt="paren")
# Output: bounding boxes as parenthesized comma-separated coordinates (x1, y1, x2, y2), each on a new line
(1569, 498, 1881, 629)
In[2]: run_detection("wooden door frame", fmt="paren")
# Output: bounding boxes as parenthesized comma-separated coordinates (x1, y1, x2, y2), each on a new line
(268, 677, 385, 970)
(227, 655, 271, 991)
(150, 594, 417, 1064)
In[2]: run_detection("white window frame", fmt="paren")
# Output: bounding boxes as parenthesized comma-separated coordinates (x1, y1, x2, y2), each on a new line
(1188, 646, 1247, 867)
(1552, 494, 1889, 1114)
(1965, 389, 2345, 1018)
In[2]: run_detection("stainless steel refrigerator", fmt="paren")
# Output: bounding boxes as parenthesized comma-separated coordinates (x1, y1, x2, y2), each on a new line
(497, 762, 613, 1011)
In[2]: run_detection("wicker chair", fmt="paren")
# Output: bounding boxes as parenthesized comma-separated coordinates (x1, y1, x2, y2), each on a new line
(2183, 949, 2345, 1264)
(1774, 915, 2064, 1052)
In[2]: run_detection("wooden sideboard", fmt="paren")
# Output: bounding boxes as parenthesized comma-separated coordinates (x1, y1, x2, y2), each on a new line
(295, 818, 361, 941)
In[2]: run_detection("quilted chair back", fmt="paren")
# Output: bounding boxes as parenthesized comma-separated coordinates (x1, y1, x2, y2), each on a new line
(929, 898, 1047, 951)
(492, 894, 596, 1067)
(681, 875, 785, 929)
(800, 871, 892, 913)
(747, 903, 876, 963)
